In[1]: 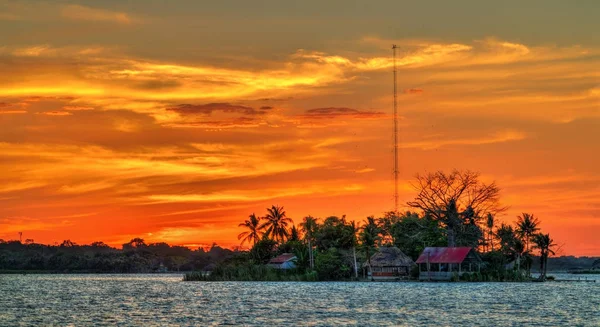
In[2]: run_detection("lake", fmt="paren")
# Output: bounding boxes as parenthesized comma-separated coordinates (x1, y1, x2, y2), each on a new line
(1, 274, 598, 326)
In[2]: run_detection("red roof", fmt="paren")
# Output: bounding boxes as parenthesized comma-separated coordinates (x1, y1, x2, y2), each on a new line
(268, 253, 296, 264)
(415, 247, 474, 264)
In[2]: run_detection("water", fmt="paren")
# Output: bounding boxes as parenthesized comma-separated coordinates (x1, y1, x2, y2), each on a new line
(1, 274, 598, 326)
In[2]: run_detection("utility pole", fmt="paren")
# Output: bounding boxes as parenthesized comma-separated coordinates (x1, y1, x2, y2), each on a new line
(392, 44, 399, 214)
(18, 232, 22, 243)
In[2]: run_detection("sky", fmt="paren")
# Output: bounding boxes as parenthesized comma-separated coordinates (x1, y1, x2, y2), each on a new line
(0, 0, 598, 255)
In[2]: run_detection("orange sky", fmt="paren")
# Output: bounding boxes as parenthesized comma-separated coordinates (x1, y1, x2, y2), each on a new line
(1, 1, 599, 255)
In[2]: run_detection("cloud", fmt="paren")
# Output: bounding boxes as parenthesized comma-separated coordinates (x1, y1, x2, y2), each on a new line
(63, 106, 94, 111)
(0, 136, 350, 199)
(144, 183, 365, 204)
(37, 111, 72, 116)
(4, 38, 593, 121)
(58, 182, 115, 194)
(0, 181, 46, 193)
(402, 130, 526, 150)
(0, 217, 74, 234)
(404, 88, 424, 94)
(294, 43, 473, 71)
(61, 5, 134, 24)
(134, 79, 182, 90)
(11, 45, 51, 57)
(0, 110, 27, 114)
(165, 117, 264, 129)
(166, 103, 269, 116)
(0, 102, 26, 114)
(298, 107, 386, 120)
(2, 45, 108, 58)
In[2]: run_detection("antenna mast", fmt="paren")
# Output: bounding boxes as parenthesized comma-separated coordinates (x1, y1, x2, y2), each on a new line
(392, 44, 399, 213)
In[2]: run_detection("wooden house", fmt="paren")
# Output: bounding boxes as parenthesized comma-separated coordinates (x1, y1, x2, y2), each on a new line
(416, 247, 482, 281)
(268, 253, 297, 270)
(365, 246, 415, 280)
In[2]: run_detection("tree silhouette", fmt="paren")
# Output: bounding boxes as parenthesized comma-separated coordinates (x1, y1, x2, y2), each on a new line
(360, 216, 381, 280)
(407, 170, 506, 247)
(260, 205, 293, 243)
(533, 233, 556, 280)
(516, 213, 540, 252)
(486, 213, 495, 252)
(238, 213, 262, 246)
(516, 213, 540, 276)
(300, 215, 319, 269)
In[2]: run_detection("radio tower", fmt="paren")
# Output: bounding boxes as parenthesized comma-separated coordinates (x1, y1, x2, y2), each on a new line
(392, 44, 399, 213)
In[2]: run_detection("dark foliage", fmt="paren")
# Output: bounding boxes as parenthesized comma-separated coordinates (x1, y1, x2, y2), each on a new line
(0, 240, 235, 273)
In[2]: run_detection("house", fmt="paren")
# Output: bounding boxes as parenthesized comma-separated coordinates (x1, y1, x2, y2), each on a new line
(416, 247, 482, 281)
(156, 263, 168, 273)
(268, 253, 297, 270)
(364, 247, 415, 281)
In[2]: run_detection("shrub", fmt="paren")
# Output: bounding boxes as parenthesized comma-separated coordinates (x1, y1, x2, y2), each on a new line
(315, 248, 351, 281)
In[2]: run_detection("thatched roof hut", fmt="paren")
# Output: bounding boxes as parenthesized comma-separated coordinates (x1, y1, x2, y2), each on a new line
(364, 246, 415, 280)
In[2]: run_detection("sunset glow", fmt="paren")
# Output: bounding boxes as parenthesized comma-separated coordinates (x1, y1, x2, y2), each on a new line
(1, 1, 598, 255)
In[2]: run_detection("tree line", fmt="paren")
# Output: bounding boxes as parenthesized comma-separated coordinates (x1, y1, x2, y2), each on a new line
(228, 170, 560, 280)
(0, 238, 236, 273)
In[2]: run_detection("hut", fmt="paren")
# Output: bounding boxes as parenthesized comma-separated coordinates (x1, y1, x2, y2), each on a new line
(416, 247, 482, 281)
(364, 247, 415, 281)
(268, 253, 297, 270)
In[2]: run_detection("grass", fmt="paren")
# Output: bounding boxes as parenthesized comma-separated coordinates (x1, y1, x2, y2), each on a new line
(184, 264, 319, 281)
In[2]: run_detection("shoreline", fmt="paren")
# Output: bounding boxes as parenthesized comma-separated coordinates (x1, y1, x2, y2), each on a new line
(2, 272, 595, 283)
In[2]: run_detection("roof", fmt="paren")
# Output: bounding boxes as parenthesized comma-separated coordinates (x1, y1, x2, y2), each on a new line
(365, 247, 415, 267)
(268, 253, 296, 264)
(415, 247, 478, 264)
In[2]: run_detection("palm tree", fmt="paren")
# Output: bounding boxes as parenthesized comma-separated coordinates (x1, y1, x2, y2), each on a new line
(360, 216, 380, 280)
(512, 238, 526, 273)
(300, 215, 319, 269)
(486, 213, 495, 252)
(260, 205, 293, 243)
(349, 220, 360, 278)
(516, 213, 540, 276)
(238, 213, 262, 247)
(532, 233, 556, 280)
(516, 213, 540, 252)
(289, 225, 300, 242)
(496, 223, 516, 257)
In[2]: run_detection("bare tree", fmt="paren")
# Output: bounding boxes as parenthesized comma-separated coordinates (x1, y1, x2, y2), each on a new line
(407, 170, 507, 247)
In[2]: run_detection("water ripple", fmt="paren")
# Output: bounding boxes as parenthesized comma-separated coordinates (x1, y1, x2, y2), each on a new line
(0, 274, 598, 326)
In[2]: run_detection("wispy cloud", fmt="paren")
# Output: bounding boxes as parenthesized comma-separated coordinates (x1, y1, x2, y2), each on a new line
(63, 106, 94, 111)
(404, 88, 424, 94)
(402, 130, 527, 150)
(166, 103, 270, 116)
(0, 217, 74, 234)
(37, 111, 72, 116)
(298, 107, 386, 120)
(61, 5, 134, 24)
(11, 45, 51, 57)
(145, 183, 365, 204)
